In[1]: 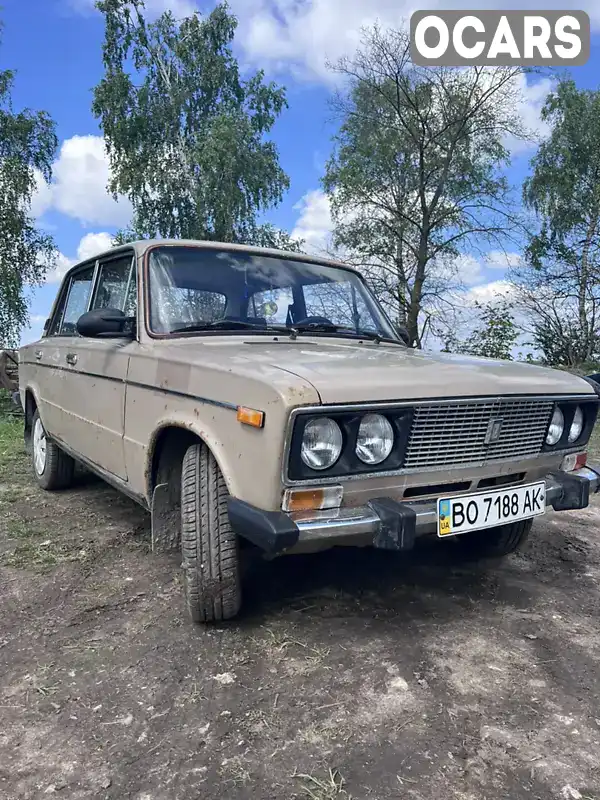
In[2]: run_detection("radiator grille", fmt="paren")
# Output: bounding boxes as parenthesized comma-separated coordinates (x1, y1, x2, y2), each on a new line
(404, 398, 554, 471)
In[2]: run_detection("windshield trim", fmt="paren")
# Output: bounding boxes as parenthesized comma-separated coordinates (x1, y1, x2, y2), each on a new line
(142, 242, 401, 342)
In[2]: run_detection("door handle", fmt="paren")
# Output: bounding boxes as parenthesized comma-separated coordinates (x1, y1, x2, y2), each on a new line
(66, 353, 78, 366)
(34, 350, 43, 361)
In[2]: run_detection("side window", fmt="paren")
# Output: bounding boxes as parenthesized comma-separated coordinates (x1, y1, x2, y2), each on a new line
(53, 266, 95, 336)
(91, 256, 133, 312)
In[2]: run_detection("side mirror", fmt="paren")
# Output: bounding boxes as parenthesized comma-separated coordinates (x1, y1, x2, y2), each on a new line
(395, 324, 410, 346)
(76, 308, 134, 338)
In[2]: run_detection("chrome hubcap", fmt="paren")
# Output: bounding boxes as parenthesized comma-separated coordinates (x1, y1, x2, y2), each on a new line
(33, 418, 47, 475)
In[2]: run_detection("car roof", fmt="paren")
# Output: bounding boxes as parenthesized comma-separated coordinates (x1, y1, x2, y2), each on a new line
(61, 239, 362, 279)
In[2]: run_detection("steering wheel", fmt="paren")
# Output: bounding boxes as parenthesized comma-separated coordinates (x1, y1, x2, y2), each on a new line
(292, 316, 335, 327)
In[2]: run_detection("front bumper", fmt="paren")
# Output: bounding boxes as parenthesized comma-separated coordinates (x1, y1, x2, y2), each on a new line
(227, 465, 600, 555)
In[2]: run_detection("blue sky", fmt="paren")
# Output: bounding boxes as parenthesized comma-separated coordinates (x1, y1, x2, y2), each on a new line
(3, 0, 600, 344)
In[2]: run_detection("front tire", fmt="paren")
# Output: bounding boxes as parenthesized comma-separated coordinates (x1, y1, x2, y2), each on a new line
(31, 410, 75, 491)
(454, 519, 533, 560)
(181, 442, 241, 623)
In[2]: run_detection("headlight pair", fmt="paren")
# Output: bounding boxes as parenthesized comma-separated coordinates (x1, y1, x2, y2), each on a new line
(301, 413, 394, 471)
(546, 405, 586, 447)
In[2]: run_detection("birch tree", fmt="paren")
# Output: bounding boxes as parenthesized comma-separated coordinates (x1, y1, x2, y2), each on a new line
(93, 0, 291, 245)
(519, 80, 600, 367)
(323, 25, 530, 347)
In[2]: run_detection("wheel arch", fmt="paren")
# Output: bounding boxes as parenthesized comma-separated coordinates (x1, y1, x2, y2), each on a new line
(146, 419, 234, 503)
(23, 386, 40, 443)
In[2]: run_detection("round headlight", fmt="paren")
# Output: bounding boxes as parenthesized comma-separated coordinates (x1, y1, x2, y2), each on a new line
(546, 407, 565, 446)
(301, 417, 343, 470)
(356, 413, 394, 465)
(568, 406, 584, 443)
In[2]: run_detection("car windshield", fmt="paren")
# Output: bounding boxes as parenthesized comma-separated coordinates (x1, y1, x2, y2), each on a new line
(147, 246, 399, 340)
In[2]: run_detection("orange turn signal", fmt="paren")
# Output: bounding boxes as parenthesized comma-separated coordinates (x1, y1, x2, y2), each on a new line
(282, 485, 344, 513)
(237, 406, 265, 429)
(561, 452, 587, 472)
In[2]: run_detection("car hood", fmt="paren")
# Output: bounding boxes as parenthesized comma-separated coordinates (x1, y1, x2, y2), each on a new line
(161, 336, 594, 405)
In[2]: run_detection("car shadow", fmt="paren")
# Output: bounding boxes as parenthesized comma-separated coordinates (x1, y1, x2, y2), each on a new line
(239, 536, 537, 626)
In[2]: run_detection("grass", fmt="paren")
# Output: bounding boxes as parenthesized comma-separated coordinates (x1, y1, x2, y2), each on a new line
(2, 539, 91, 570)
(0, 411, 94, 571)
(294, 769, 351, 800)
(3, 541, 62, 569)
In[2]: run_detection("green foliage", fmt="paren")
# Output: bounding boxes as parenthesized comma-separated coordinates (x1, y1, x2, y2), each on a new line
(520, 80, 600, 366)
(93, 0, 290, 244)
(323, 26, 528, 348)
(529, 317, 600, 369)
(0, 41, 57, 346)
(242, 222, 304, 252)
(443, 301, 519, 361)
(112, 221, 304, 252)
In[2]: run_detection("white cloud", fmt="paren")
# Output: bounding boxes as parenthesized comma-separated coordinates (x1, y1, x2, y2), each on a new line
(32, 135, 131, 228)
(230, 2, 579, 153)
(30, 169, 54, 218)
(452, 254, 483, 287)
(291, 189, 335, 255)
(466, 279, 516, 305)
(231, 1, 600, 80)
(45, 231, 116, 284)
(505, 74, 554, 154)
(484, 250, 523, 270)
(76, 232, 115, 262)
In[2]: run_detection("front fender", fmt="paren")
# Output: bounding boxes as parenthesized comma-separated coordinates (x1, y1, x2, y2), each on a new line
(144, 405, 288, 512)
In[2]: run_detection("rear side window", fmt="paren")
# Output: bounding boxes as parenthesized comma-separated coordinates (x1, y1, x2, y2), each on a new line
(50, 266, 95, 336)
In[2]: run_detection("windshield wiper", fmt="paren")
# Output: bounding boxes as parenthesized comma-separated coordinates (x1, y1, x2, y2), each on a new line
(169, 319, 403, 346)
(292, 323, 400, 345)
(169, 320, 290, 334)
(292, 322, 340, 334)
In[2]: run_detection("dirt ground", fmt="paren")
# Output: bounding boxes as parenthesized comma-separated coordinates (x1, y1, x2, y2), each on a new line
(2, 414, 600, 800)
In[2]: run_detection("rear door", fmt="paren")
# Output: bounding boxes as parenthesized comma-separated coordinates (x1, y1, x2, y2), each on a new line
(30, 263, 97, 440)
(60, 251, 137, 480)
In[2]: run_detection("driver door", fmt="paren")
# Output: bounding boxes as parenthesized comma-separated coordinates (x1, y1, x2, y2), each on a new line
(60, 252, 137, 480)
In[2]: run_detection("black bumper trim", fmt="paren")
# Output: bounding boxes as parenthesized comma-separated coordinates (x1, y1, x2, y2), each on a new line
(227, 497, 299, 555)
(550, 464, 600, 511)
(551, 472, 590, 511)
(368, 497, 417, 551)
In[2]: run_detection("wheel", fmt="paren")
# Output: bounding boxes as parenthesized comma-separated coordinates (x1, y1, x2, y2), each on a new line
(453, 519, 533, 560)
(30, 410, 75, 491)
(181, 441, 241, 623)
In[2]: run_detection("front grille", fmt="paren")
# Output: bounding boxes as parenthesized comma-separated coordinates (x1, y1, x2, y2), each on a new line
(404, 398, 554, 471)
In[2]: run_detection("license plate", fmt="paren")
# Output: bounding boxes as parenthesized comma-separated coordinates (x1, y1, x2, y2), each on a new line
(437, 481, 546, 538)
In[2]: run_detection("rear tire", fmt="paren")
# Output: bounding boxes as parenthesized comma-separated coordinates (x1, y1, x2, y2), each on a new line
(454, 519, 533, 560)
(31, 410, 75, 491)
(181, 441, 241, 623)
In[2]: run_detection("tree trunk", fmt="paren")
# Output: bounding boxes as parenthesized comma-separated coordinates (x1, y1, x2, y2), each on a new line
(579, 209, 599, 362)
(406, 228, 428, 348)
